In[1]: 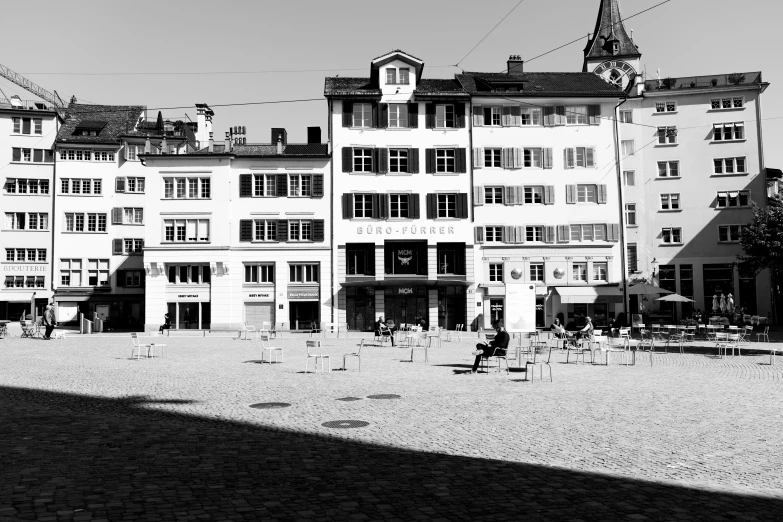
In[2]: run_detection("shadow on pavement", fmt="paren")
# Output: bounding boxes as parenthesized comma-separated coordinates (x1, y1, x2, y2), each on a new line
(1, 385, 781, 521)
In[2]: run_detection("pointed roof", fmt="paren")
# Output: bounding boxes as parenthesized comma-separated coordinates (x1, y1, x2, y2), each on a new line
(584, 0, 641, 64)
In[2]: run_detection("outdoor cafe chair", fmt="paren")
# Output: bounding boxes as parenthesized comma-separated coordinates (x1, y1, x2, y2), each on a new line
(145, 332, 167, 358)
(304, 340, 330, 373)
(595, 336, 633, 366)
(739, 326, 754, 345)
(426, 327, 441, 349)
(769, 342, 781, 365)
(566, 335, 592, 364)
(343, 339, 364, 371)
(130, 333, 152, 360)
(684, 326, 697, 342)
(409, 332, 429, 363)
(714, 332, 729, 358)
(20, 320, 36, 339)
(374, 325, 393, 345)
(479, 345, 510, 375)
(259, 334, 283, 364)
(756, 326, 770, 343)
(525, 341, 554, 382)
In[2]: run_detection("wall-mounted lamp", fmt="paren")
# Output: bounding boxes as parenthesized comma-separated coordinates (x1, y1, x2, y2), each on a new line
(651, 257, 658, 277)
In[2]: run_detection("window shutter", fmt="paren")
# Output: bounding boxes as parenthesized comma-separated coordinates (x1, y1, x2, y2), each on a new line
(45, 150, 54, 162)
(411, 193, 420, 219)
(371, 194, 381, 219)
(425, 103, 435, 129)
(608, 224, 620, 242)
(473, 148, 483, 169)
(514, 186, 525, 205)
(112, 208, 122, 224)
(277, 174, 287, 197)
(408, 102, 418, 128)
(456, 148, 467, 173)
(239, 220, 252, 242)
(12, 148, 20, 161)
(555, 106, 566, 126)
(113, 238, 123, 255)
(456, 102, 466, 128)
(598, 184, 608, 204)
(115, 177, 126, 193)
(505, 186, 515, 206)
(378, 104, 388, 129)
(378, 194, 389, 219)
(501, 227, 507, 243)
(124, 143, 130, 160)
(239, 173, 251, 197)
(513, 148, 522, 169)
(515, 226, 525, 243)
(545, 226, 555, 244)
(501, 106, 512, 127)
(504, 226, 515, 244)
(557, 225, 570, 243)
(543, 148, 553, 169)
(426, 193, 436, 219)
(312, 174, 324, 197)
(22, 119, 31, 134)
(544, 185, 555, 205)
(342, 193, 354, 219)
(409, 148, 419, 173)
(376, 148, 388, 175)
(457, 193, 468, 218)
(277, 220, 288, 242)
(588, 104, 601, 125)
(33, 149, 43, 162)
(564, 148, 575, 169)
(425, 149, 435, 173)
(342, 147, 353, 173)
(313, 220, 325, 242)
(473, 105, 483, 126)
(116, 270, 125, 287)
(500, 149, 507, 169)
(342, 101, 353, 127)
(566, 185, 576, 204)
(474, 226, 484, 244)
(543, 106, 555, 127)
(586, 147, 595, 168)
(371, 102, 379, 128)
(473, 186, 483, 206)
(511, 105, 521, 126)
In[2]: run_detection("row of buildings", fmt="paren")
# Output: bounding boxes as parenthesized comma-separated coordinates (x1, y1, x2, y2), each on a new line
(1, 0, 776, 331)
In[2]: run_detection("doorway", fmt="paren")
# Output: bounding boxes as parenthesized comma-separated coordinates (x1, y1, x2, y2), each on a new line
(384, 287, 428, 329)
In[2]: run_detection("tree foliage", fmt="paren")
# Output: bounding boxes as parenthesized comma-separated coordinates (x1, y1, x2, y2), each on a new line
(739, 195, 783, 275)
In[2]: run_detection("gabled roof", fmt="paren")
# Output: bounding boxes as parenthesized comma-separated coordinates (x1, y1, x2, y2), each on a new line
(584, 0, 641, 64)
(57, 103, 146, 145)
(456, 72, 625, 97)
(324, 77, 381, 97)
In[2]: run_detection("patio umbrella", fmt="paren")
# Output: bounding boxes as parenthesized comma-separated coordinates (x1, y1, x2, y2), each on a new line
(627, 283, 674, 295)
(712, 295, 719, 312)
(720, 294, 727, 313)
(30, 292, 36, 321)
(655, 293, 695, 303)
(727, 294, 735, 313)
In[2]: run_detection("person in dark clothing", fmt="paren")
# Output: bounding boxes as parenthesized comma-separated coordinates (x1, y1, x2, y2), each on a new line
(469, 321, 509, 373)
(550, 317, 567, 348)
(42, 303, 56, 340)
(159, 313, 171, 334)
(374, 316, 395, 346)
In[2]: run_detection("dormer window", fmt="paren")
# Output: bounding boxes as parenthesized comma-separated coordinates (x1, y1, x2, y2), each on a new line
(73, 120, 107, 137)
(386, 68, 410, 85)
(386, 68, 396, 85)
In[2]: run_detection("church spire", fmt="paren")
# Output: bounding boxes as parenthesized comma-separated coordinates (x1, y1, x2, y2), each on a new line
(583, 0, 641, 72)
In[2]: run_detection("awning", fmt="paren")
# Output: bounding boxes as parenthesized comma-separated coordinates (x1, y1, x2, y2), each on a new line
(340, 278, 473, 288)
(0, 291, 52, 303)
(554, 286, 624, 304)
(479, 285, 506, 296)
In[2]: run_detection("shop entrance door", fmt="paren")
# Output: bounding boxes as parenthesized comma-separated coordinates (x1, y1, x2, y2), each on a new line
(438, 286, 466, 330)
(290, 302, 319, 330)
(535, 297, 545, 327)
(384, 287, 428, 329)
(489, 298, 504, 327)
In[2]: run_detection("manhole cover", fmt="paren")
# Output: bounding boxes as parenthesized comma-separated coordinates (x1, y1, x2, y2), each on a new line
(322, 420, 370, 429)
(249, 402, 291, 409)
(336, 397, 363, 402)
(367, 394, 401, 400)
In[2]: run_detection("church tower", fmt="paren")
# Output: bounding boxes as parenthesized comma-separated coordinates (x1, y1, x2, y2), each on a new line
(583, 0, 642, 90)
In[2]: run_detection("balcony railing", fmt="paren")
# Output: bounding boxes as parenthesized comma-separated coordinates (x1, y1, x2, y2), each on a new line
(0, 98, 57, 111)
(644, 72, 763, 92)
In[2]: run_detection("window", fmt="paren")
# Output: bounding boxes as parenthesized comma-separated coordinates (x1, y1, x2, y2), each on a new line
(386, 68, 396, 84)
(718, 225, 744, 243)
(564, 147, 595, 168)
(288, 220, 312, 242)
(58, 149, 114, 161)
(619, 110, 633, 123)
(483, 107, 502, 126)
(123, 208, 144, 225)
(576, 184, 597, 203)
(566, 105, 588, 125)
(520, 107, 541, 126)
(657, 126, 677, 144)
(347, 244, 374, 276)
(711, 97, 744, 109)
(661, 227, 683, 244)
(163, 219, 209, 242)
(713, 122, 744, 141)
(484, 148, 501, 168)
(353, 148, 373, 173)
(623, 171, 635, 186)
(289, 174, 312, 197)
(253, 220, 278, 241)
(64, 213, 105, 232)
(621, 140, 635, 156)
(121, 270, 143, 287)
(484, 187, 503, 205)
(398, 68, 409, 85)
(5, 212, 47, 230)
(436, 149, 456, 173)
(435, 104, 455, 128)
(389, 149, 408, 173)
(352, 103, 372, 127)
(525, 226, 544, 242)
(61, 178, 101, 195)
(5, 248, 46, 262)
(436, 243, 464, 275)
(529, 263, 544, 282)
(290, 263, 319, 283)
(523, 148, 541, 168)
(716, 190, 750, 208)
(627, 243, 638, 272)
(11, 148, 53, 163)
(60, 259, 82, 286)
(570, 224, 606, 242)
(524, 186, 544, 204)
(713, 157, 747, 174)
(625, 203, 637, 225)
(4, 179, 49, 195)
(485, 226, 503, 242)
(437, 194, 457, 218)
(655, 101, 677, 113)
(248, 173, 277, 197)
(389, 194, 410, 218)
(162, 177, 209, 198)
(657, 161, 680, 178)
(122, 238, 144, 254)
(660, 194, 680, 210)
(353, 194, 374, 218)
(87, 259, 110, 287)
(388, 104, 409, 128)
(592, 262, 608, 281)
(167, 264, 211, 284)
(12, 117, 22, 134)
(244, 264, 275, 283)
(489, 263, 503, 282)
(572, 263, 587, 282)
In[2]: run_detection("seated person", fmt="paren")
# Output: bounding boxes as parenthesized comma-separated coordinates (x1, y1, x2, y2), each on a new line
(374, 316, 395, 346)
(469, 321, 509, 373)
(550, 317, 567, 348)
(576, 316, 594, 341)
(159, 313, 171, 334)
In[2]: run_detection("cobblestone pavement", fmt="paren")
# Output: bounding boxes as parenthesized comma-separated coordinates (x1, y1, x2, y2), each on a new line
(1, 333, 783, 521)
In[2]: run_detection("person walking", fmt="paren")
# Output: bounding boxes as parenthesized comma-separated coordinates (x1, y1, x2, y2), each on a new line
(42, 303, 56, 340)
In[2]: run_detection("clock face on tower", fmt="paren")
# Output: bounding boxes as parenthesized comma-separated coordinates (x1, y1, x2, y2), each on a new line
(593, 60, 637, 89)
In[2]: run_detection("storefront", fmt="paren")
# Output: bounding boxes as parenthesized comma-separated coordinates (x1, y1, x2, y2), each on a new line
(243, 289, 275, 330)
(346, 285, 374, 332)
(164, 287, 210, 329)
(53, 291, 145, 329)
(288, 286, 320, 330)
(552, 286, 624, 329)
(2, 263, 51, 320)
(384, 286, 429, 329)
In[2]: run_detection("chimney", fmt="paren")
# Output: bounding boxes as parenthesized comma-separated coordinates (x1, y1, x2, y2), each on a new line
(161, 137, 168, 154)
(195, 103, 213, 148)
(507, 55, 524, 74)
(224, 131, 232, 153)
(144, 135, 151, 153)
(208, 132, 214, 153)
(276, 135, 283, 155)
(271, 128, 287, 146)
(307, 126, 321, 144)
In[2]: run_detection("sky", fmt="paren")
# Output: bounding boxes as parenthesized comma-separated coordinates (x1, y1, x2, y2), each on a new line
(2, 0, 782, 166)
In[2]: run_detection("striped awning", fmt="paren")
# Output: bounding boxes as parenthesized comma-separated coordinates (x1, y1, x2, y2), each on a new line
(554, 286, 623, 304)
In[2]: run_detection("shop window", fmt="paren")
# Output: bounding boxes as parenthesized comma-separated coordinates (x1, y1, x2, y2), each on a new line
(290, 263, 319, 283)
(346, 243, 375, 276)
(167, 264, 211, 284)
(437, 243, 465, 275)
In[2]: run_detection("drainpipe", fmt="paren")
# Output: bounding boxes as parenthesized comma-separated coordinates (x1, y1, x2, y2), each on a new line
(50, 116, 59, 305)
(328, 97, 334, 325)
(613, 96, 629, 321)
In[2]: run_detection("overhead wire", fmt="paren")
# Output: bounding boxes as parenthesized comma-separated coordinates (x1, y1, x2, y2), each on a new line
(454, 0, 526, 68)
